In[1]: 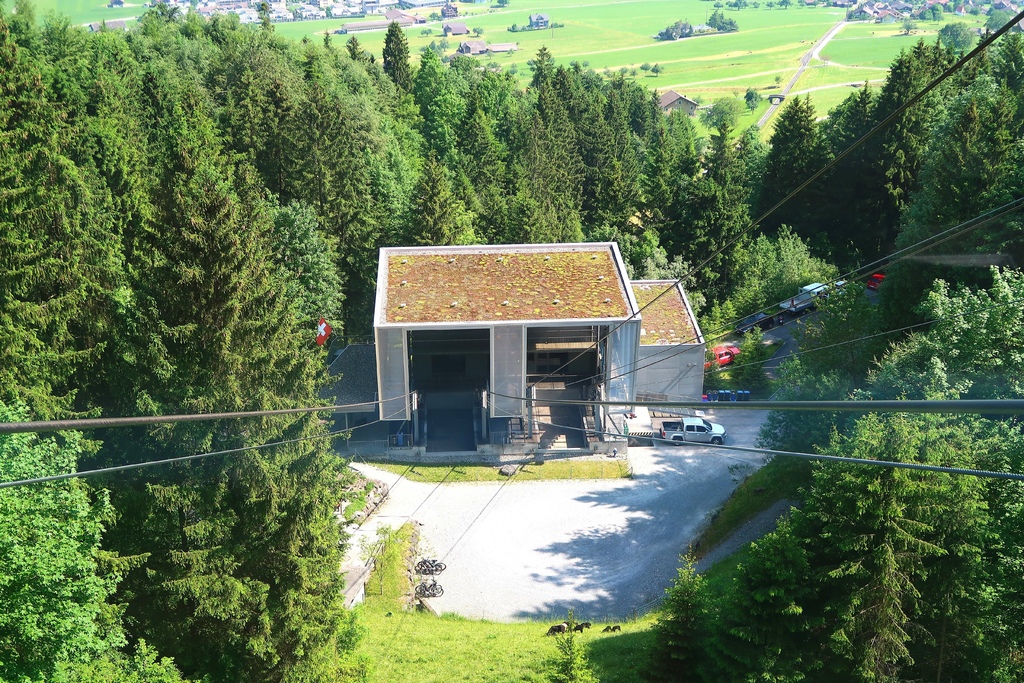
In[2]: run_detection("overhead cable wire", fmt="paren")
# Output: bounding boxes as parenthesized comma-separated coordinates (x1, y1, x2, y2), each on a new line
(0, 420, 381, 490)
(573, 196, 1024, 391)
(0, 395, 404, 435)
(717, 293, 1024, 375)
(604, 195, 1024, 381)
(491, 391, 1024, 415)
(522, 14, 1024, 392)
(532, 419, 1024, 482)
(524, 14, 1019, 389)
(600, 283, 1024, 391)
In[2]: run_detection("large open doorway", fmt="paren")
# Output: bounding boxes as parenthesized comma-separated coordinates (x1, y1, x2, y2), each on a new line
(524, 326, 601, 450)
(408, 329, 489, 452)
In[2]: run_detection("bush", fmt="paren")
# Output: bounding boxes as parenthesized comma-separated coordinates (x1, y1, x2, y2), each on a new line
(551, 610, 597, 683)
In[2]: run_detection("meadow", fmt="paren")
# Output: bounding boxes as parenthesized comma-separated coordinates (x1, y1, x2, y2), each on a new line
(354, 523, 660, 683)
(30, 0, 992, 122)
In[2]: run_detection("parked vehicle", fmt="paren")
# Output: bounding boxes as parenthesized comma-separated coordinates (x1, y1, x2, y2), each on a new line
(704, 344, 740, 369)
(734, 311, 775, 335)
(866, 272, 885, 290)
(660, 417, 727, 445)
(778, 281, 846, 316)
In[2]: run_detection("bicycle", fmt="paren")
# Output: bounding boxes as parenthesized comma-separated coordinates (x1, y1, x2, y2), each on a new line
(415, 579, 444, 598)
(415, 558, 446, 575)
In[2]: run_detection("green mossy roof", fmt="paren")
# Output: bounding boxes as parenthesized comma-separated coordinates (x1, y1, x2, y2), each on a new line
(632, 281, 698, 345)
(383, 247, 631, 324)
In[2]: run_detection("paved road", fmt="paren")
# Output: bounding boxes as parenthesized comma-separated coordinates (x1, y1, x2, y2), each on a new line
(346, 408, 768, 622)
(757, 20, 848, 128)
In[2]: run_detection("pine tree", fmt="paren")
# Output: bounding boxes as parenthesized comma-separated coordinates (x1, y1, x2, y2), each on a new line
(0, 10, 119, 417)
(529, 46, 556, 89)
(710, 519, 814, 682)
(383, 21, 412, 91)
(100, 85, 358, 683)
(677, 125, 751, 295)
(410, 154, 477, 245)
(651, 555, 713, 682)
(551, 610, 598, 683)
(758, 95, 831, 245)
(804, 414, 947, 681)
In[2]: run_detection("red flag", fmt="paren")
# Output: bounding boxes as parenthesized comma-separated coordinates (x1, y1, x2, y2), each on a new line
(316, 318, 333, 346)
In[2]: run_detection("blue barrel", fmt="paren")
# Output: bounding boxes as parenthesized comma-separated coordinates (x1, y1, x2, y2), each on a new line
(729, 390, 738, 402)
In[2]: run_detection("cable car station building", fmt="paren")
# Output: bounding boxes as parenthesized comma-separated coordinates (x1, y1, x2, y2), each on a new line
(359, 243, 705, 458)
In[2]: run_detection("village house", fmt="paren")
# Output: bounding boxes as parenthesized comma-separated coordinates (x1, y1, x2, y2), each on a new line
(457, 39, 487, 55)
(108, 0, 124, 7)
(88, 19, 128, 31)
(529, 13, 550, 29)
(441, 2, 458, 18)
(659, 90, 698, 116)
(443, 20, 469, 35)
(384, 8, 425, 22)
(399, 0, 445, 8)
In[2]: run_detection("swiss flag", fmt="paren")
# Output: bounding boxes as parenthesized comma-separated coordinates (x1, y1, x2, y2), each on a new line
(315, 318, 333, 346)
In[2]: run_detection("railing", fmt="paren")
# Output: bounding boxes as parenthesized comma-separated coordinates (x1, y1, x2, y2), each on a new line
(489, 430, 533, 446)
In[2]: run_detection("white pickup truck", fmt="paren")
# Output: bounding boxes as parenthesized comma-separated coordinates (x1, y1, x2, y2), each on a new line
(778, 281, 844, 317)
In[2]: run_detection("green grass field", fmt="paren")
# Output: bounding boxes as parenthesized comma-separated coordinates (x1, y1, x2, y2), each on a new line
(370, 459, 631, 482)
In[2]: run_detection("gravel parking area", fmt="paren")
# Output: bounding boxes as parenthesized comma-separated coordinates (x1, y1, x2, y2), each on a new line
(347, 408, 768, 622)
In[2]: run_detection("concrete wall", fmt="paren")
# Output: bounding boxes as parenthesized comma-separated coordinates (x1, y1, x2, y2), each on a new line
(634, 344, 705, 401)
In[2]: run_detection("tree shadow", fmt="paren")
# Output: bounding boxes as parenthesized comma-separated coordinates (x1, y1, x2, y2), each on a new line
(513, 445, 746, 621)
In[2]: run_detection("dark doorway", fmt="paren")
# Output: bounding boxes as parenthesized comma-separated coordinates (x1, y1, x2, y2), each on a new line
(409, 329, 489, 452)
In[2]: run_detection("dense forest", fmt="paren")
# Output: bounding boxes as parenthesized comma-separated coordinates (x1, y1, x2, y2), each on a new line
(1, 0, 1024, 680)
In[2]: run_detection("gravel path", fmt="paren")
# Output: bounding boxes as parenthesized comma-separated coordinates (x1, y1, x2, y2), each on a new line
(694, 499, 797, 574)
(346, 409, 769, 622)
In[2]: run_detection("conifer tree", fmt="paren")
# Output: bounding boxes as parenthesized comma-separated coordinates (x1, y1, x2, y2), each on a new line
(758, 95, 831, 245)
(410, 154, 477, 245)
(101, 83, 358, 683)
(651, 555, 712, 682)
(803, 414, 946, 681)
(710, 519, 814, 682)
(0, 10, 118, 417)
(383, 21, 412, 91)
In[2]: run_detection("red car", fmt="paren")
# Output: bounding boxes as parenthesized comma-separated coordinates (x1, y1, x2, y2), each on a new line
(866, 272, 885, 290)
(705, 345, 741, 369)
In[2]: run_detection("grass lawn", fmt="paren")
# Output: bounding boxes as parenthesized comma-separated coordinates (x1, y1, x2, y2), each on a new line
(355, 521, 659, 683)
(368, 459, 631, 482)
(32, 0, 140, 25)
(693, 454, 811, 558)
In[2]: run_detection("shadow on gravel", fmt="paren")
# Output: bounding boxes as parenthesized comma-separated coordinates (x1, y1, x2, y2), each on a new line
(513, 448, 726, 622)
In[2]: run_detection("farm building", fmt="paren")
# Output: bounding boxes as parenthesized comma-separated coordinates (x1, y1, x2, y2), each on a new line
(399, 0, 445, 8)
(385, 8, 425, 23)
(325, 243, 703, 458)
(529, 13, 550, 28)
(659, 90, 698, 115)
(457, 40, 487, 55)
(338, 18, 410, 31)
(488, 42, 518, 53)
(88, 19, 128, 31)
(443, 21, 469, 35)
